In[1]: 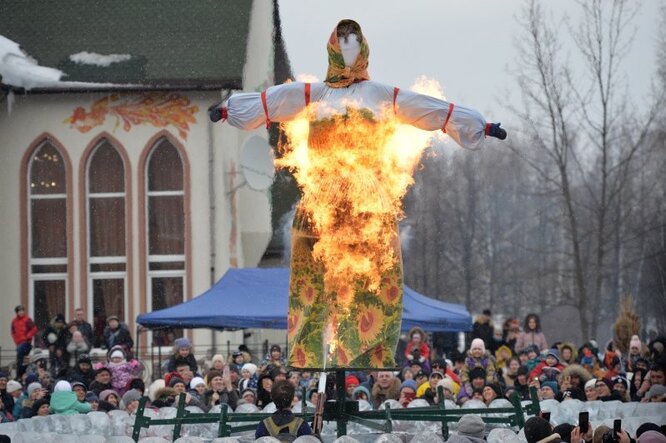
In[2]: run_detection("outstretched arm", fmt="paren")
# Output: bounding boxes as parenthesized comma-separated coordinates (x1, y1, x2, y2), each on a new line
(395, 89, 506, 149)
(210, 82, 311, 130)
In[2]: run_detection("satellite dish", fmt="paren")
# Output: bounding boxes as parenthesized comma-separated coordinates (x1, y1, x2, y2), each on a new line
(239, 135, 275, 191)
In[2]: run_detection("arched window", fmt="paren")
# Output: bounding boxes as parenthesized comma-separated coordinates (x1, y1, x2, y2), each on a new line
(28, 142, 68, 329)
(86, 140, 127, 346)
(145, 138, 185, 344)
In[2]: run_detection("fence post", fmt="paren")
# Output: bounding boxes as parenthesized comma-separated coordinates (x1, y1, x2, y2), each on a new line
(172, 392, 187, 440)
(132, 397, 150, 442)
(437, 386, 449, 440)
(218, 403, 230, 437)
(509, 392, 526, 428)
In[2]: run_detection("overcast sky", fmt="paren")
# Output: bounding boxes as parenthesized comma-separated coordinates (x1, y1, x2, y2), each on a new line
(280, 0, 662, 127)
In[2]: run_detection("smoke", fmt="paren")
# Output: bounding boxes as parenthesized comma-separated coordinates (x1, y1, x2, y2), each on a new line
(279, 202, 298, 264)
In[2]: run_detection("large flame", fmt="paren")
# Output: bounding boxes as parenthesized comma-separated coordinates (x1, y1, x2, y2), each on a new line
(278, 77, 446, 314)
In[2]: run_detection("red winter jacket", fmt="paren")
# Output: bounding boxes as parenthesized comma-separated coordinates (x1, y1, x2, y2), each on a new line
(11, 315, 38, 345)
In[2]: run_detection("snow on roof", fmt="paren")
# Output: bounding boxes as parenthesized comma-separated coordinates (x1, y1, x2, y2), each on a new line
(69, 51, 132, 67)
(0, 35, 64, 89)
(0, 35, 143, 91)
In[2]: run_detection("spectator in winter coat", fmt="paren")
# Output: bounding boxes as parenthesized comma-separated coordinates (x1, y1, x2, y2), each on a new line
(499, 356, 521, 389)
(70, 308, 94, 346)
(166, 337, 198, 374)
(501, 318, 521, 353)
(89, 367, 113, 396)
(471, 309, 496, 354)
(67, 354, 95, 388)
(529, 349, 566, 382)
(202, 369, 238, 410)
(11, 305, 38, 379)
(558, 342, 577, 366)
(404, 326, 431, 367)
(49, 380, 91, 415)
(515, 314, 548, 353)
(447, 414, 486, 443)
(42, 314, 71, 377)
(66, 330, 90, 368)
(95, 346, 141, 396)
(559, 364, 591, 401)
(460, 338, 497, 394)
(256, 374, 274, 410)
(103, 316, 134, 353)
(371, 371, 401, 409)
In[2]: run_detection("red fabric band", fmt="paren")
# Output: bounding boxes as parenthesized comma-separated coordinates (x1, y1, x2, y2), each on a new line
(393, 87, 400, 114)
(485, 123, 491, 136)
(261, 90, 270, 129)
(442, 102, 455, 134)
(305, 83, 311, 106)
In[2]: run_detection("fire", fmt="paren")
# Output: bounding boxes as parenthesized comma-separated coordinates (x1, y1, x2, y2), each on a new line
(278, 77, 446, 315)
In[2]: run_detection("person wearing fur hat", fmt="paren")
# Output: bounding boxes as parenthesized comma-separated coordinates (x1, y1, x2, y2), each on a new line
(494, 344, 513, 372)
(151, 386, 178, 408)
(433, 376, 459, 404)
(165, 337, 198, 374)
(460, 338, 498, 397)
(529, 349, 566, 382)
(371, 371, 401, 409)
(49, 380, 92, 415)
(405, 326, 431, 366)
(557, 342, 577, 366)
(515, 314, 548, 353)
(559, 364, 591, 401)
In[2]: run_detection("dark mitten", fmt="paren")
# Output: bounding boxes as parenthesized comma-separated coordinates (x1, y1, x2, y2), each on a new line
(487, 123, 507, 140)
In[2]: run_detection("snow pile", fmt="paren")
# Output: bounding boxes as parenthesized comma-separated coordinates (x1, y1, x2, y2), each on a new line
(69, 52, 132, 67)
(0, 35, 64, 89)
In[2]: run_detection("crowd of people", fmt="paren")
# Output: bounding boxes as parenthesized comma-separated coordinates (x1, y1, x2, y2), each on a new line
(1, 306, 665, 442)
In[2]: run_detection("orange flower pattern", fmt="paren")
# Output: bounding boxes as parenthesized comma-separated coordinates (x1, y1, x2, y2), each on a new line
(65, 92, 199, 139)
(288, 210, 404, 369)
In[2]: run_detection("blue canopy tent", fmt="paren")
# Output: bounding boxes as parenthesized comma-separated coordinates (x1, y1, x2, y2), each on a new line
(137, 268, 471, 332)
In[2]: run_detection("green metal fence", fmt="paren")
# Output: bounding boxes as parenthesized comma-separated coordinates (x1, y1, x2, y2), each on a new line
(131, 385, 541, 441)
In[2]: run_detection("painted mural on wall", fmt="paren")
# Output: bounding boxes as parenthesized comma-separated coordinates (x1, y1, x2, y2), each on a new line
(65, 92, 199, 139)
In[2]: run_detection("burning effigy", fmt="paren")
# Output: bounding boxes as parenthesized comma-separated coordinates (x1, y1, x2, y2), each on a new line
(211, 19, 506, 369)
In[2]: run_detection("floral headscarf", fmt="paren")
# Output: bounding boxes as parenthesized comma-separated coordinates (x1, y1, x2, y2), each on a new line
(325, 19, 370, 88)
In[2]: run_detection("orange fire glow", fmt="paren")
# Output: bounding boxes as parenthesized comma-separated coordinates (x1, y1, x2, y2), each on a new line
(278, 77, 446, 315)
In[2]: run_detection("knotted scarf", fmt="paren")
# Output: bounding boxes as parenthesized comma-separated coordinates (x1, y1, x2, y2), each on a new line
(324, 19, 370, 88)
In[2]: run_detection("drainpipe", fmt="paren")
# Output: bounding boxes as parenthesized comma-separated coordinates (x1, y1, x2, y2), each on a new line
(208, 95, 218, 353)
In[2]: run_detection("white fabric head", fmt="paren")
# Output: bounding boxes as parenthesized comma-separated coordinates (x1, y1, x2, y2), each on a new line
(54, 380, 72, 392)
(340, 33, 360, 67)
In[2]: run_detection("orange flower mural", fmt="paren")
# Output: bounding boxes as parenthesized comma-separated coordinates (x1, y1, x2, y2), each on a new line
(299, 282, 317, 307)
(370, 343, 391, 367)
(289, 344, 315, 368)
(336, 344, 351, 366)
(357, 305, 384, 343)
(287, 308, 304, 342)
(65, 92, 199, 139)
(379, 278, 401, 305)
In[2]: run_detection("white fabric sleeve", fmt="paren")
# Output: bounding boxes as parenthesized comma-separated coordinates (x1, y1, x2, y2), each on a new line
(226, 82, 310, 130)
(395, 89, 487, 150)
